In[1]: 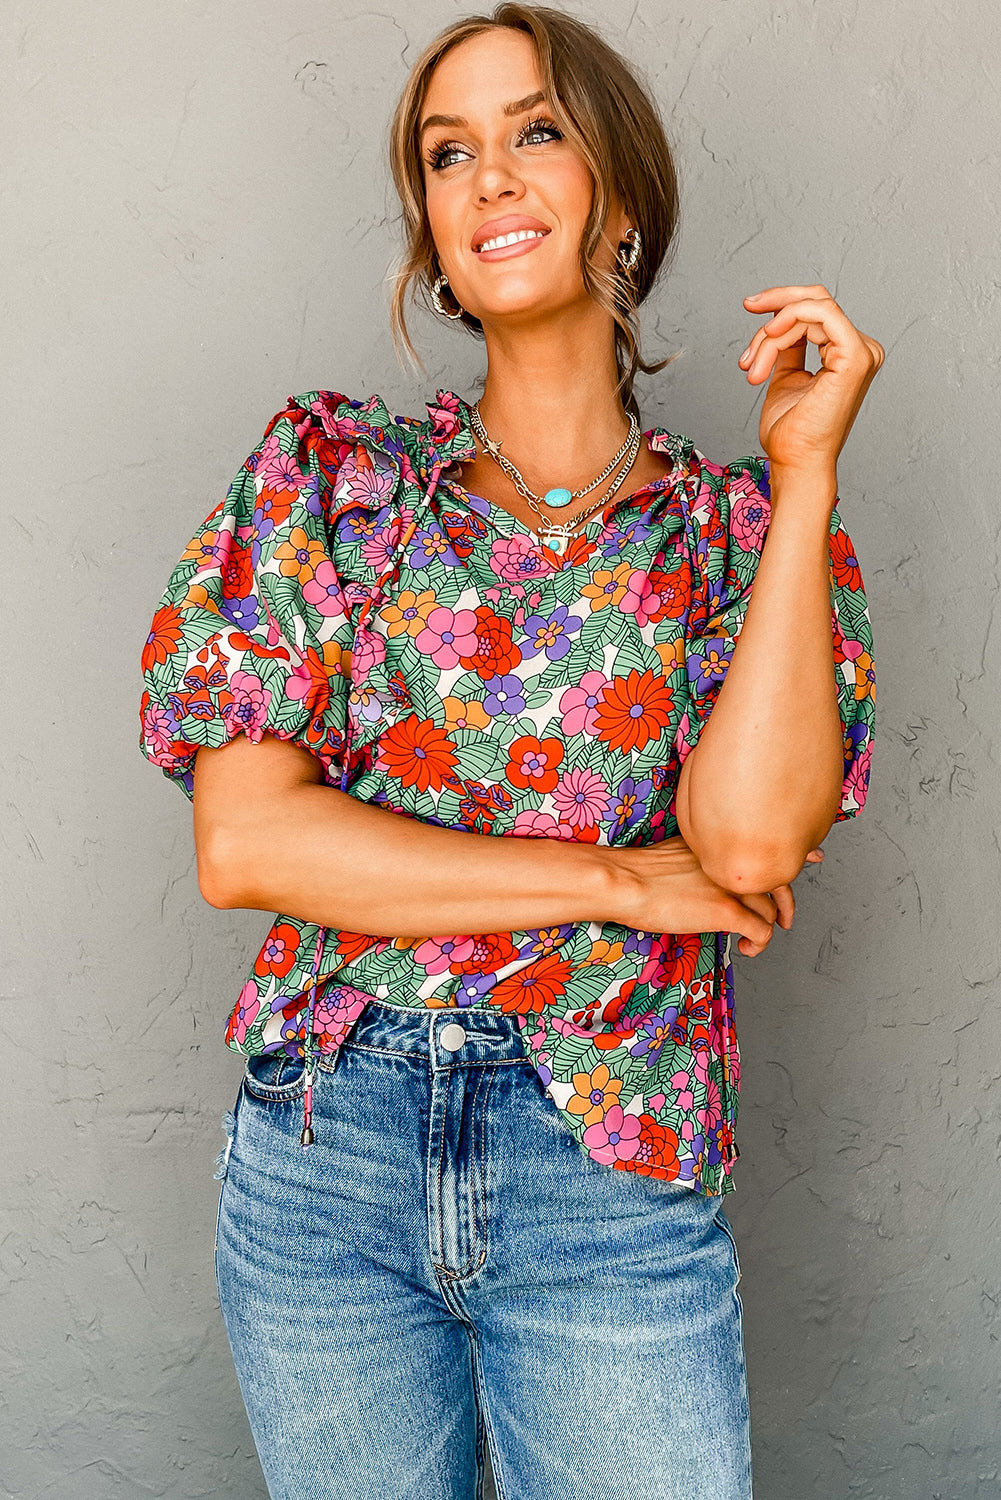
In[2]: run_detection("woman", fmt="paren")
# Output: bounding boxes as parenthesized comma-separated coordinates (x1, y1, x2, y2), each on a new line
(139, 5, 880, 1496)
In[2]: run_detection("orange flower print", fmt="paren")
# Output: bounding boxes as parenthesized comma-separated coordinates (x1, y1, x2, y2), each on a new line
(441, 695, 491, 733)
(273, 526, 327, 583)
(379, 588, 437, 639)
(181, 527, 228, 570)
(580, 560, 635, 611)
(376, 715, 459, 793)
(505, 735, 565, 793)
(566, 1063, 624, 1125)
(593, 668, 675, 754)
(253, 921, 302, 980)
(142, 604, 184, 671)
(489, 954, 574, 1014)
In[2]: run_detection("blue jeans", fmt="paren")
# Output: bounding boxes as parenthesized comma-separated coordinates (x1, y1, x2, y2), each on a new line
(213, 998, 753, 1499)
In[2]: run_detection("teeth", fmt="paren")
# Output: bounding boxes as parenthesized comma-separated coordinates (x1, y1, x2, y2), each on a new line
(476, 229, 547, 253)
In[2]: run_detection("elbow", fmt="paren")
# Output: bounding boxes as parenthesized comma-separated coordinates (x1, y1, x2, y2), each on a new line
(701, 842, 810, 896)
(195, 825, 249, 909)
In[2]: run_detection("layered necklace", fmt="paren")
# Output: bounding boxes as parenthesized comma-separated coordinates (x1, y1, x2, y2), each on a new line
(468, 401, 642, 555)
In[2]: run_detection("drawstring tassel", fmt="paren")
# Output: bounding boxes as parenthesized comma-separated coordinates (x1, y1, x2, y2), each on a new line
(300, 924, 327, 1150)
(300, 1060, 318, 1147)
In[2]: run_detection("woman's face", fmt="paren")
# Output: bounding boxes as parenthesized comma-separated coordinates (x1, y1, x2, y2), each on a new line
(419, 27, 628, 327)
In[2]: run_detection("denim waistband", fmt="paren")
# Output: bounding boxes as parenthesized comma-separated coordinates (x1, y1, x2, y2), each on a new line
(316, 997, 530, 1071)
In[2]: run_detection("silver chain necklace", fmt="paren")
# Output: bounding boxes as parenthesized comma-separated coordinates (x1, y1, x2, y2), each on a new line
(469, 403, 642, 554)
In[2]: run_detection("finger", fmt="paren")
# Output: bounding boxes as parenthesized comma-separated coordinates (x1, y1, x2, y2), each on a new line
(743, 300, 866, 383)
(771, 883, 795, 928)
(744, 284, 834, 307)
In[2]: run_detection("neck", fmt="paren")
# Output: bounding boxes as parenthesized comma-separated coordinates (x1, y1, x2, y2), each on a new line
(472, 302, 638, 490)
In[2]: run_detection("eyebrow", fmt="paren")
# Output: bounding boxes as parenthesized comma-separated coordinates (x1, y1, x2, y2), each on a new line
(419, 90, 549, 137)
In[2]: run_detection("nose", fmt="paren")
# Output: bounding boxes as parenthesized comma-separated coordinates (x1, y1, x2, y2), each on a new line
(473, 143, 525, 206)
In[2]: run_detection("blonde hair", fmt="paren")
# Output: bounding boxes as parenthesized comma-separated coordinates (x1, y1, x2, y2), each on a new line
(387, 2, 682, 420)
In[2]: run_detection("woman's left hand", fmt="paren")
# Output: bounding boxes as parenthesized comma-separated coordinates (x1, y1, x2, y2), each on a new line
(738, 284, 884, 473)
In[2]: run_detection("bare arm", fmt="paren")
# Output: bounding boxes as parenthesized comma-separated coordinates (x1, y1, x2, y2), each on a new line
(676, 467, 845, 895)
(192, 733, 791, 956)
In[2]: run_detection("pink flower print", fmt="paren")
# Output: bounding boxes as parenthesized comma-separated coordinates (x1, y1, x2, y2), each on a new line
(845, 742, 871, 810)
(698, 1075, 722, 1133)
(350, 626, 386, 682)
(229, 981, 261, 1042)
(508, 810, 576, 840)
(728, 475, 771, 552)
(344, 458, 396, 506)
(582, 1103, 642, 1164)
(412, 935, 477, 975)
(558, 671, 609, 736)
(142, 700, 180, 764)
(620, 569, 665, 628)
(489, 534, 549, 582)
(221, 671, 272, 740)
(648, 1093, 667, 1113)
(302, 559, 348, 618)
(313, 983, 375, 1034)
(415, 606, 480, 669)
(681, 1119, 696, 1142)
(670, 1069, 695, 1111)
(361, 526, 397, 571)
(256, 436, 303, 492)
(552, 768, 610, 830)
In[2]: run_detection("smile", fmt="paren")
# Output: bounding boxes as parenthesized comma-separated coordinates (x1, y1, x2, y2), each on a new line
(474, 229, 550, 258)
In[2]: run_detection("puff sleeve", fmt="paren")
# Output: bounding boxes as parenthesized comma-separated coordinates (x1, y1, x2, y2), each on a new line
(675, 453, 875, 822)
(139, 400, 354, 801)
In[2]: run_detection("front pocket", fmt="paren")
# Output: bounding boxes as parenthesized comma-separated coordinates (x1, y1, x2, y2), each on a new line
(242, 1049, 309, 1103)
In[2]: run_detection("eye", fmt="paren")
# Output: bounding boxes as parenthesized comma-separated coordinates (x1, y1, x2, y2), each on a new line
(424, 115, 564, 172)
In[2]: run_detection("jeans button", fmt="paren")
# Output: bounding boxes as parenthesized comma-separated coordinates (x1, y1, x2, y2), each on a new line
(439, 1022, 467, 1052)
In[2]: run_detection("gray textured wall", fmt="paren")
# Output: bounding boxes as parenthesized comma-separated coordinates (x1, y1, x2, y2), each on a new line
(4, 2, 998, 1496)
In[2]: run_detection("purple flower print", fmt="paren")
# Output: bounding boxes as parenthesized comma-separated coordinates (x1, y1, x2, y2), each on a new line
(483, 674, 526, 716)
(608, 776, 653, 837)
(409, 526, 461, 570)
(520, 604, 583, 662)
(687, 638, 733, 694)
(629, 1007, 681, 1066)
(601, 515, 653, 559)
(454, 972, 497, 1007)
(219, 593, 261, 632)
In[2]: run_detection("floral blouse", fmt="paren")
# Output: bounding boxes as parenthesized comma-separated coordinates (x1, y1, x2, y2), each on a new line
(139, 388, 875, 1198)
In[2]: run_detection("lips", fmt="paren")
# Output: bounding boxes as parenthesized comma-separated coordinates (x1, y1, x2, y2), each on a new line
(471, 216, 551, 253)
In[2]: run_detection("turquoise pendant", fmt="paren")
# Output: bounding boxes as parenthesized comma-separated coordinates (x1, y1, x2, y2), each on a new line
(543, 486, 573, 509)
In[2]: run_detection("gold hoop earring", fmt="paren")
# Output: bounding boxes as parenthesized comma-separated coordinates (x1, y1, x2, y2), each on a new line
(431, 273, 463, 320)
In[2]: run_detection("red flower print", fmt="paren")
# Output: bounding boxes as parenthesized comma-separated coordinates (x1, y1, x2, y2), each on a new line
(830, 528, 863, 592)
(254, 921, 302, 980)
(457, 606, 522, 680)
(454, 932, 520, 972)
(142, 604, 184, 671)
(616, 1114, 682, 1178)
(593, 668, 675, 754)
(489, 954, 574, 1015)
(220, 537, 254, 599)
(505, 735, 565, 793)
(377, 715, 459, 793)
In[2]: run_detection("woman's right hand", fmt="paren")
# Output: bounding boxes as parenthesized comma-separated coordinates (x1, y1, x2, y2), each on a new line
(608, 836, 825, 958)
